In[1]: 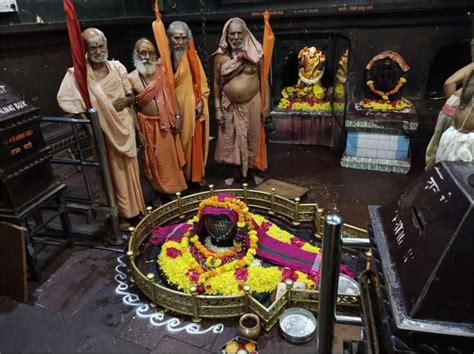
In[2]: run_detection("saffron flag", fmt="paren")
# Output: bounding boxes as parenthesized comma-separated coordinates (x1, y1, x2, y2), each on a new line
(63, 0, 91, 109)
(186, 39, 202, 105)
(152, 0, 176, 110)
(255, 10, 274, 171)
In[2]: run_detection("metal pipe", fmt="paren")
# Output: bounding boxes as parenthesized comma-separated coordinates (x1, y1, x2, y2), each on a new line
(335, 315, 363, 326)
(341, 237, 371, 248)
(87, 109, 122, 244)
(50, 157, 100, 167)
(316, 213, 343, 354)
(72, 123, 94, 204)
(42, 116, 90, 124)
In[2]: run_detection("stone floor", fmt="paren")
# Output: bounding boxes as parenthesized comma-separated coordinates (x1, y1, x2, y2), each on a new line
(1, 102, 436, 353)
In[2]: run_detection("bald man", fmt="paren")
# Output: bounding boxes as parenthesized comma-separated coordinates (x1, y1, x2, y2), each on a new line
(57, 28, 145, 230)
(128, 38, 187, 206)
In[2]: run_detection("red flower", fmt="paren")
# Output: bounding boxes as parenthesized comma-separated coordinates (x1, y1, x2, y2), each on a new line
(260, 221, 272, 232)
(234, 268, 249, 281)
(196, 283, 205, 294)
(281, 267, 298, 282)
(309, 270, 320, 283)
(238, 284, 243, 290)
(290, 237, 305, 248)
(166, 247, 181, 258)
(187, 269, 200, 282)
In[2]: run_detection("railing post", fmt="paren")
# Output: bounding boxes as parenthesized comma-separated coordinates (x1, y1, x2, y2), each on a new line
(269, 187, 276, 215)
(190, 285, 201, 322)
(316, 213, 343, 354)
(87, 108, 124, 245)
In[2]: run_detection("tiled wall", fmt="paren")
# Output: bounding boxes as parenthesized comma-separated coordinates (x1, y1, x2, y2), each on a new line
(345, 132, 409, 160)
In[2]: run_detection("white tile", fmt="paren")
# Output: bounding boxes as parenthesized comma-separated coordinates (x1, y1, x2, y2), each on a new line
(377, 149, 388, 159)
(367, 139, 378, 149)
(359, 138, 368, 148)
(367, 149, 377, 158)
(386, 150, 396, 159)
(358, 148, 368, 157)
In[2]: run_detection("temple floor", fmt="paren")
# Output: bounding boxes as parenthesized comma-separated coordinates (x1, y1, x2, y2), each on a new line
(0, 111, 431, 353)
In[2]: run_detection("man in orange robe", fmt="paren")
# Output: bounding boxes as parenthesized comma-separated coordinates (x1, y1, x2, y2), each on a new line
(167, 21, 210, 184)
(128, 38, 187, 205)
(57, 28, 145, 229)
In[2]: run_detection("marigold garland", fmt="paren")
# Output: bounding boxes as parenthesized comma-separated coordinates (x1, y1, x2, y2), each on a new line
(367, 77, 407, 101)
(157, 196, 322, 296)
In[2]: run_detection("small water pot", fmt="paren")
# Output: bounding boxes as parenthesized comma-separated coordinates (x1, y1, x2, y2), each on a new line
(239, 313, 261, 340)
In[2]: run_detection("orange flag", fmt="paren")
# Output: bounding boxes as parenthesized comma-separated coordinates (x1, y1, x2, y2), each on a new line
(152, 0, 175, 111)
(254, 10, 274, 172)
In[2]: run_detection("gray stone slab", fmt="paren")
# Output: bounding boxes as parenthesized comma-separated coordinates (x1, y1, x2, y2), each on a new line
(0, 300, 87, 352)
(119, 311, 223, 351)
(0, 297, 149, 353)
(71, 281, 136, 335)
(34, 248, 118, 317)
(151, 335, 210, 354)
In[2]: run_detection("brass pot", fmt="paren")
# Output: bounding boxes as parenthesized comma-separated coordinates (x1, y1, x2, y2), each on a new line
(239, 313, 261, 340)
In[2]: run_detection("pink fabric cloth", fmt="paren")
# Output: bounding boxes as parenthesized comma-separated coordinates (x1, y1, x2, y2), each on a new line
(214, 92, 261, 177)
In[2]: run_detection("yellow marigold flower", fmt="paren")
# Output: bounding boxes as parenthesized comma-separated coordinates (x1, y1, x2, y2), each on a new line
(237, 221, 246, 228)
(400, 77, 407, 83)
(367, 80, 373, 85)
(192, 216, 199, 223)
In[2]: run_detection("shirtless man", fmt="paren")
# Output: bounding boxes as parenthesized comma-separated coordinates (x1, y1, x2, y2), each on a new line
(128, 38, 187, 206)
(213, 18, 270, 186)
(425, 40, 474, 169)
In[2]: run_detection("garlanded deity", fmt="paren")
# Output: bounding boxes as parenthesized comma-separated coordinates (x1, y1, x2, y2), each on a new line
(151, 194, 352, 295)
(278, 46, 331, 112)
(359, 50, 414, 111)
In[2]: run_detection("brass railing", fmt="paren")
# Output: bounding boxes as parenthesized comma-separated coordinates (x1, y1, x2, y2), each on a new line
(127, 185, 368, 330)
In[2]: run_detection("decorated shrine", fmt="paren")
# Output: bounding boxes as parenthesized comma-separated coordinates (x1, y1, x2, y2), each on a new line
(341, 50, 419, 174)
(127, 186, 367, 330)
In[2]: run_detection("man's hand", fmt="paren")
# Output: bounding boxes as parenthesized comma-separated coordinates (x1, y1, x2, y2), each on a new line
(195, 100, 203, 118)
(136, 130, 146, 149)
(216, 110, 225, 130)
(113, 96, 132, 111)
(173, 114, 182, 134)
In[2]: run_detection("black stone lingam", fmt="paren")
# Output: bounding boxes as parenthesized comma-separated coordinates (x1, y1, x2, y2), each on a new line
(203, 214, 236, 248)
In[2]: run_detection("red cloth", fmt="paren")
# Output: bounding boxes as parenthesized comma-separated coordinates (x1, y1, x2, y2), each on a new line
(63, 0, 91, 109)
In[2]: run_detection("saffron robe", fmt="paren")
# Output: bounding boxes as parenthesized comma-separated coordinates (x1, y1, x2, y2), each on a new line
(57, 60, 145, 218)
(133, 63, 187, 194)
(174, 55, 210, 182)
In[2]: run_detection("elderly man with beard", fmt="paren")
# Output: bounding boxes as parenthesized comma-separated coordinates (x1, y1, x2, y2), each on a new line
(167, 21, 210, 185)
(213, 18, 270, 186)
(57, 27, 145, 230)
(128, 38, 187, 205)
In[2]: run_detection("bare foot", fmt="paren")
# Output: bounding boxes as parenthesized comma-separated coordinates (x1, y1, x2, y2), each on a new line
(252, 175, 265, 186)
(224, 177, 235, 186)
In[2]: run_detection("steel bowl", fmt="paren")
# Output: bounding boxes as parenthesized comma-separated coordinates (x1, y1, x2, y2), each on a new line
(338, 274, 360, 295)
(278, 307, 317, 344)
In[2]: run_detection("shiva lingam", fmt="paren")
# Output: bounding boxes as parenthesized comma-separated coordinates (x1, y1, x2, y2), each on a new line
(277, 46, 331, 112)
(358, 50, 414, 111)
(127, 186, 368, 330)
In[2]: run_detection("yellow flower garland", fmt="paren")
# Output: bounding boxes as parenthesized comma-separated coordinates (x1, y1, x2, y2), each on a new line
(157, 204, 320, 295)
